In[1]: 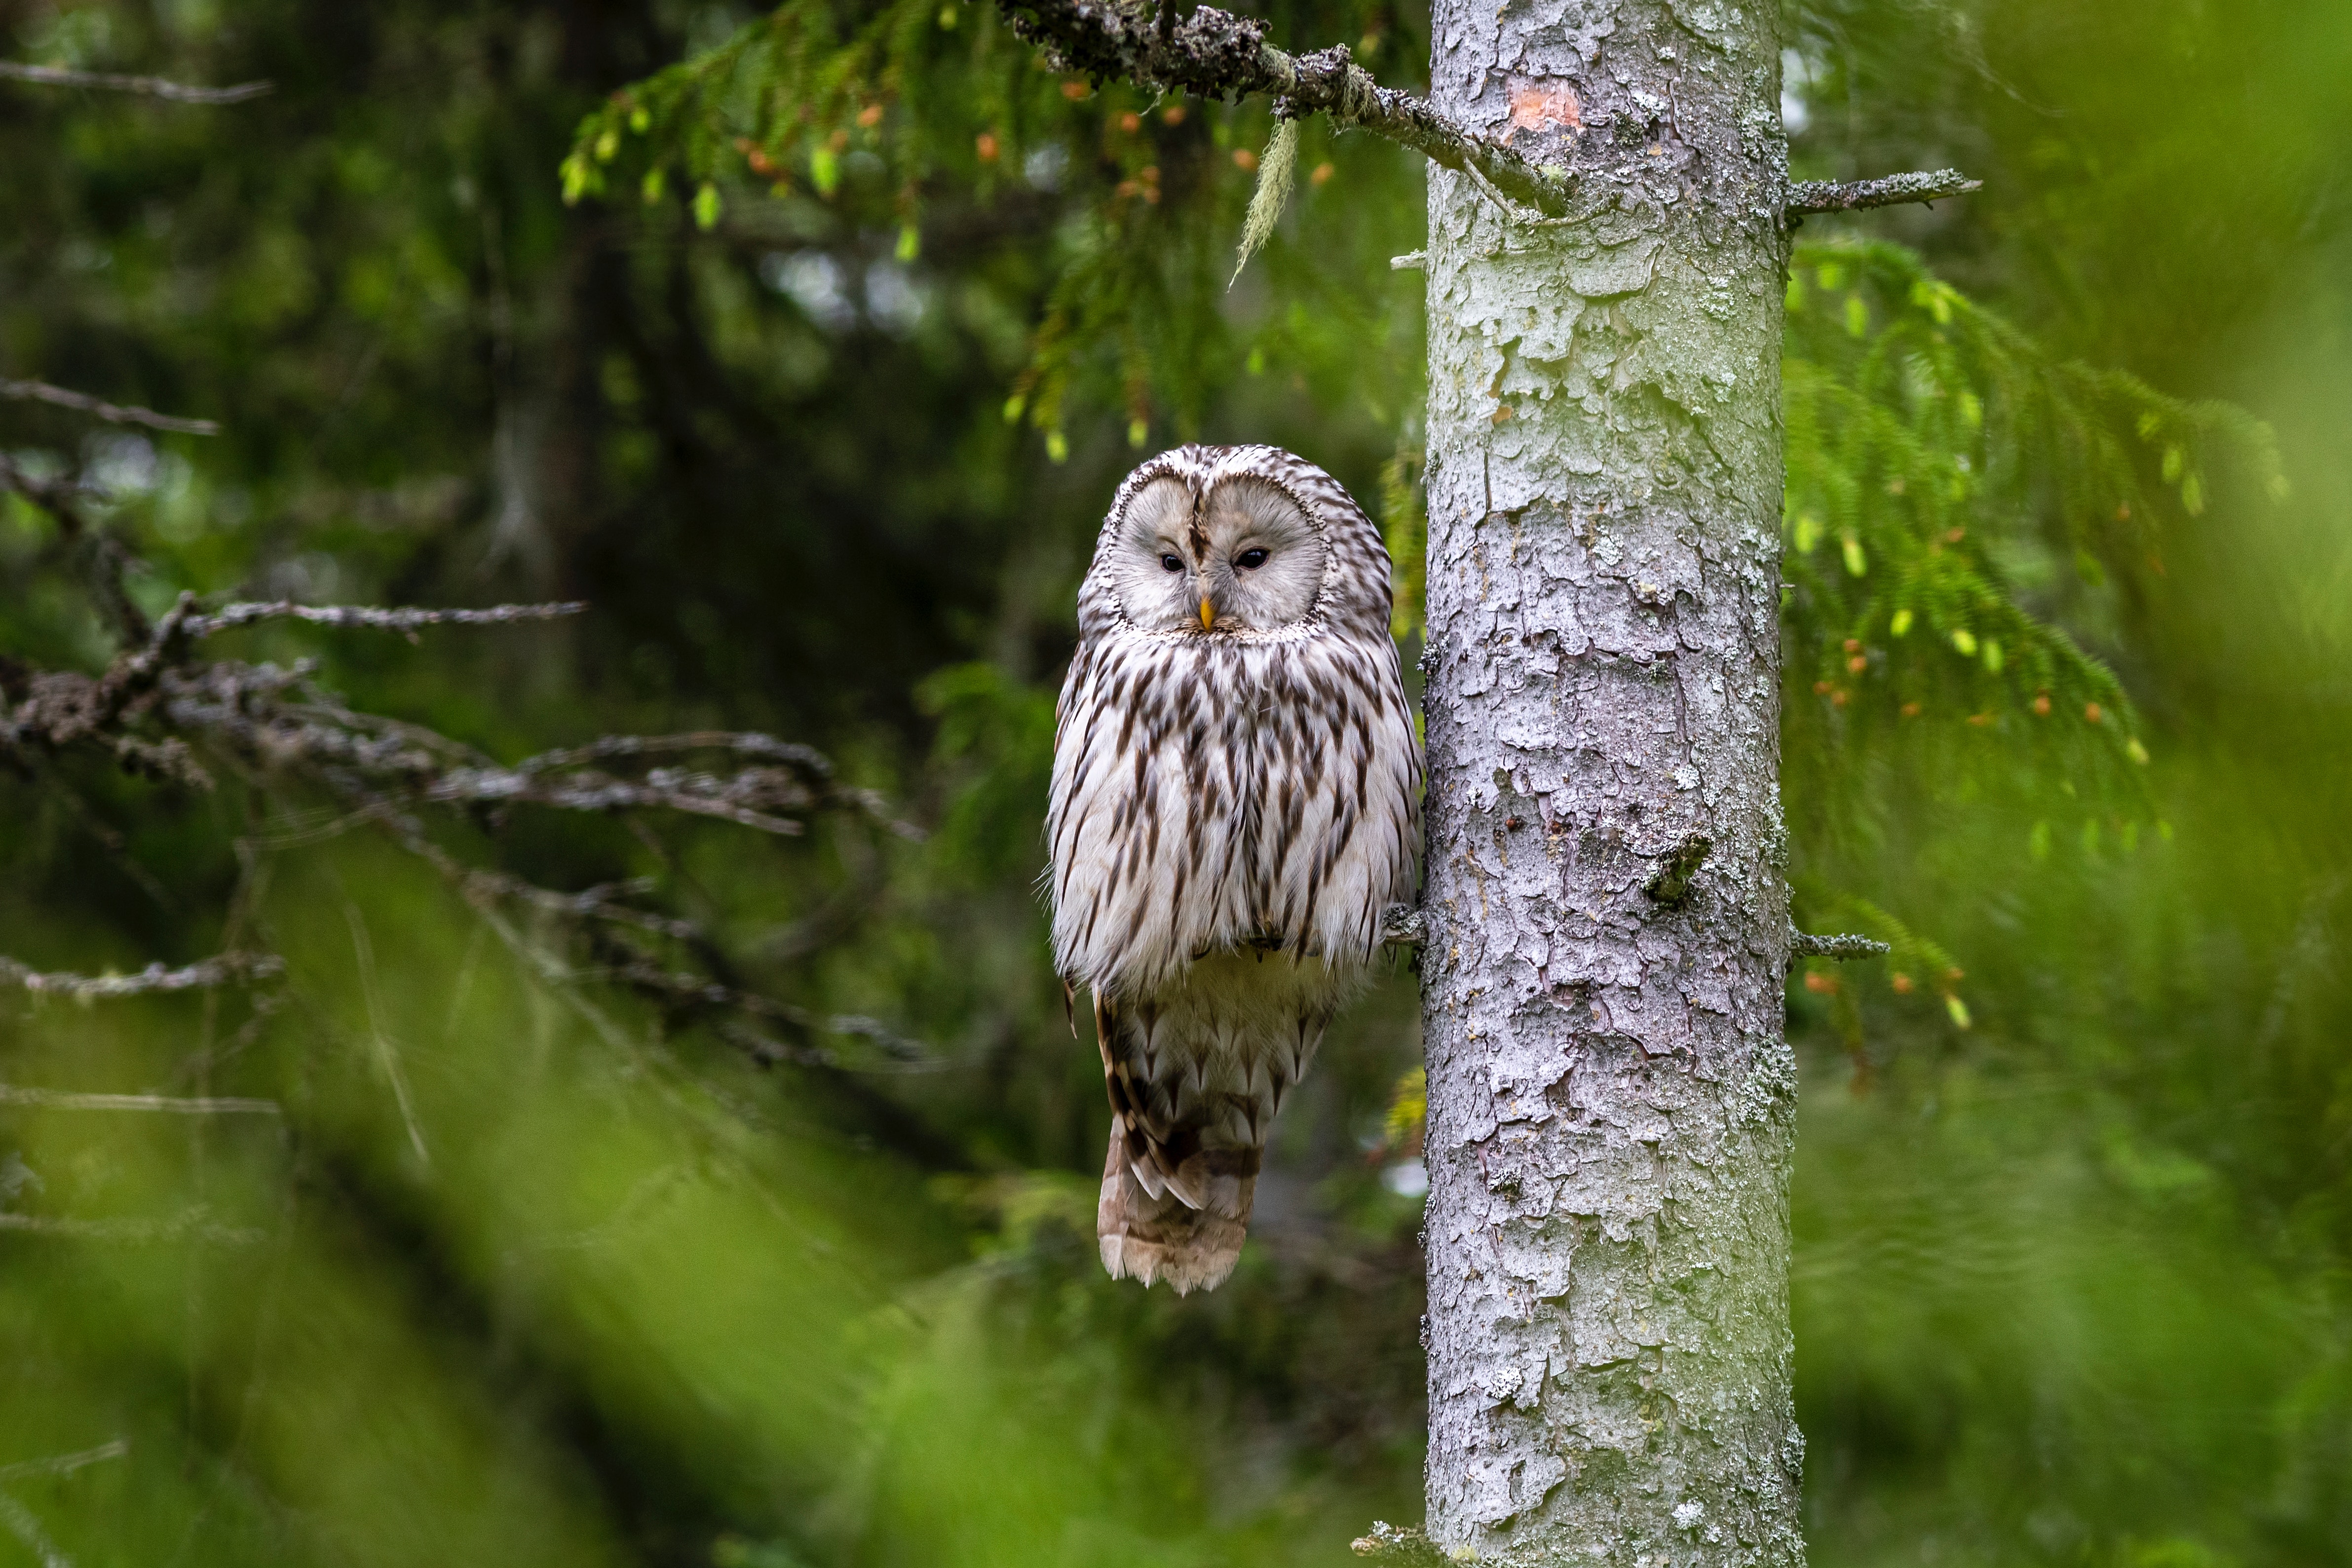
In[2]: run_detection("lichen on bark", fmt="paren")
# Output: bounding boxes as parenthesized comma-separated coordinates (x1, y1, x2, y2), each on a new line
(1415, 1, 1802, 1563)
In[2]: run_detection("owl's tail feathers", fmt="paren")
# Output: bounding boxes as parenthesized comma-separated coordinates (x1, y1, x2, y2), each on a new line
(1097, 1133, 1256, 1295)
(1090, 991, 1271, 1293)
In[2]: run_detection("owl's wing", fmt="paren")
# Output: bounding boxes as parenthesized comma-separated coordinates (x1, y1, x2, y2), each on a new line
(1242, 634, 1424, 964)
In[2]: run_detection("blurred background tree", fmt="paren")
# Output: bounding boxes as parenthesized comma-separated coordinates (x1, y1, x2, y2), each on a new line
(0, 1, 2346, 1566)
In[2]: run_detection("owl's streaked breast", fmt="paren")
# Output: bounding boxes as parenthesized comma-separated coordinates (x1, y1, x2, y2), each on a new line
(1049, 611, 1419, 999)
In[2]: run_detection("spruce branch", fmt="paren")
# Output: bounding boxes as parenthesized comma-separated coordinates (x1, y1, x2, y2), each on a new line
(1789, 930, 1892, 960)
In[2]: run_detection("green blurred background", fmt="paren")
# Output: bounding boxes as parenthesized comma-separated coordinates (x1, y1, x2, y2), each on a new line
(2, 1, 2348, 1564)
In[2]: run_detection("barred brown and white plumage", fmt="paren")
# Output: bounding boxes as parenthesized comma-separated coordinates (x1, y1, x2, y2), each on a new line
(1048, 444, 1422, 1293)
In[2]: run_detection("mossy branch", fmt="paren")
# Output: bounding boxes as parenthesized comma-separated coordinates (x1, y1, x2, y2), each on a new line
(1789, 168, 1981, 217)
(993, 0, 1578, 216)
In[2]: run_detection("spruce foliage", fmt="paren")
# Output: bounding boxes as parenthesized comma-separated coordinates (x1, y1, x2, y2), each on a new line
(572, 4, 2281, 821)
(1783, 239, 2281, 786)
(560, 0, 1429, 453)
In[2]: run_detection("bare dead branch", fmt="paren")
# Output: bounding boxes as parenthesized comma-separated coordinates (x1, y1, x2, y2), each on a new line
(0, 593, 208, 763)
(0, 451, 93, 511)
(1788, 169, 1982, 216)
(399, 730, 922, 839)
(2, 590, 200, 763)
(422, 765, 810, 835)
(385, 829, 931, 1073)
(0, 59, 272, 105)
(508, 732, 923, 839)
(0, 1083, 279, 1114)
(93, 591, 204, 725)
(0, 952, 285, 998)
(342, 903, 432, 1167)
(6, 580, 922, 1083)
(598, 954, 935, 1068)
(185, 600, 588, 639)
(0, 377, 219, 434)
(452, 867, 707, 945)
(168, 991, 284, 1090)
(9, 600, 911, 872)
(160, 662, 899, 849)
(513, 730, 830, 776)
(0, 453, 150, 643)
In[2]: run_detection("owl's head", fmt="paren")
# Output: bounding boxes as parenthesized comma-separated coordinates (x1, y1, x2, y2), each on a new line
(1103, 468, 1330, 636)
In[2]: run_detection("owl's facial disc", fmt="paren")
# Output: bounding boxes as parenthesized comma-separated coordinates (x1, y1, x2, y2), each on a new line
(1198, 478, 1326, 630)
(1108, 474, 1327, 634)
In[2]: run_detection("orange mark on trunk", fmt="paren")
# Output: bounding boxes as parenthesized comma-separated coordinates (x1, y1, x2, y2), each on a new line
(1507, 79, 1581, 133)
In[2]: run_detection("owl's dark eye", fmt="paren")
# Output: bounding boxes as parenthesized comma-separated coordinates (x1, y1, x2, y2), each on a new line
(1159, 554, 1184, 573)
(1235, 548, 1271, 570)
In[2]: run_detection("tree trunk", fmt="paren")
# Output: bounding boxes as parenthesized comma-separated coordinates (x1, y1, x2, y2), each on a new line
(1415, 2, 1802, 1563)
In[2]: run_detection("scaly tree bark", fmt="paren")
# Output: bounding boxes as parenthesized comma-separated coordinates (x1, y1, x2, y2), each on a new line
(1414, 3, 1803, 1563)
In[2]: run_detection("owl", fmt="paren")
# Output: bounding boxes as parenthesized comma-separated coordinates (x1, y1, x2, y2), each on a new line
(1048, 444, 1423, 1293)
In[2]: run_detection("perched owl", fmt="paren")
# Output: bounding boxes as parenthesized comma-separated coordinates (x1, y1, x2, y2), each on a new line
(1048, 444, 1423, 1294)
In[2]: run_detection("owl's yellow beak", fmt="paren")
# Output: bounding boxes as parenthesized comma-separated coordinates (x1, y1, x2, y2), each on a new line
(1199, 597, 1216, 632)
